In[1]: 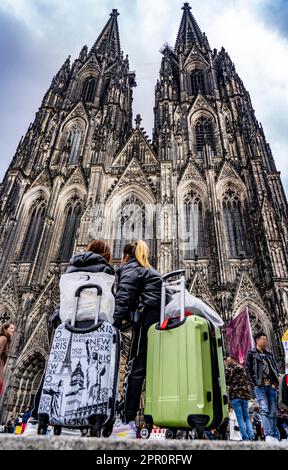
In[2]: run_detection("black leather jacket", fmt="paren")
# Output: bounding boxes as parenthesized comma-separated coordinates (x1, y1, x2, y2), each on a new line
(114, 257, 170, 326)
(51, 251, 114, 328)
(245, 348, 279, 388)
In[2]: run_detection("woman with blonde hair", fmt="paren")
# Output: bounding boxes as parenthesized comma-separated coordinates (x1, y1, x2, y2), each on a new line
(112, 240, 171, 439)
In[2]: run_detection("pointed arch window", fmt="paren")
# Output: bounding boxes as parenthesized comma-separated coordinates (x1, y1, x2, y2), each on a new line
(20, 198, 46, 262)
(191, 70, 207, 95)
(82, 77, 97, 103)
(222, 190, 248, 258)
(66, 126, 82, 164)
(59, 197, 82, 261)
(113, 195, 147, 259)
(182, 190, 206, 259)
(195, 116, 215, 157)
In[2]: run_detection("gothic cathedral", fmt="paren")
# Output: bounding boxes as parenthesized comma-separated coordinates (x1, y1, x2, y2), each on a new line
(0, 4, 288, 419)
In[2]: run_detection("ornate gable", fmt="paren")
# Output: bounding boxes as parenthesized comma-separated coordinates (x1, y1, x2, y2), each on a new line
(184, 45, 209, 69)
(112, 127, 157, 167)
(64, 166, 87, 189)
(232, 271, 264, 310)
(65, 101, 88, 122)
(189, 93, 215, 115)
(189, 271, 217, 310)
(217, 160, 242, 183)
(79, 52, 101, 74)
(0, 273, 19, 313)
(107, 158, 155, 201)
(30, 169, 52, 189)
(16, 314, 50, 364)
(179, 160, 205, 184)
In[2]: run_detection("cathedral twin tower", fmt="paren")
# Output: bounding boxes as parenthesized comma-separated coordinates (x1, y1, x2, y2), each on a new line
(0, 4, 288, 417)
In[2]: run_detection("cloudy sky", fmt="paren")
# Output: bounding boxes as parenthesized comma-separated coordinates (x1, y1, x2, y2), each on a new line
(0, 0, 287, 196)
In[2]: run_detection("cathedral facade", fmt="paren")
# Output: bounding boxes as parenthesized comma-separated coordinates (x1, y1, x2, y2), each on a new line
(0, 4, 288, 420)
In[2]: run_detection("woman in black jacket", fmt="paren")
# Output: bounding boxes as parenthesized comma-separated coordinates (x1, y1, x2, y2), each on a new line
(112, 239, 170, 439)
(51, 239, 114, 328)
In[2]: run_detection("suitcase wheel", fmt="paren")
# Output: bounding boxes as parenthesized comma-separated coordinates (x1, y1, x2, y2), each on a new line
(37, 424, 48, 435)
(165, 428, 177, 439)
(53, 425, 62, 436)
(195, 428, 204, 439)
(90, 425, 101, 437)
(140, 427, 150, 439)
(101, 425, 113, 438)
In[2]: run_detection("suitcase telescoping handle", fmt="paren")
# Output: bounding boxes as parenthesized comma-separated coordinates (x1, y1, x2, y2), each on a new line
(160, 270, 186, 325)
(71, 283, 103, 327)
(162, 269, 185, 281)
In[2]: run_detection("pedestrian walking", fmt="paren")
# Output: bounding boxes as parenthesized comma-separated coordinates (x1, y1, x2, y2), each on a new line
(245, 332, 280, 441)
(225, 355, 254, 440)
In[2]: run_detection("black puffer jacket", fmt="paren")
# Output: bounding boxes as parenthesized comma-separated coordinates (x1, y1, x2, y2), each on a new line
(51, 251, 115, 327)
(66, 251, 114, 275)
(114, 257, 170, 326)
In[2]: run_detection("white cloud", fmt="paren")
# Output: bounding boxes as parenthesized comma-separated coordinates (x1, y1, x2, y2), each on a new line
(0, 0, 287, 195)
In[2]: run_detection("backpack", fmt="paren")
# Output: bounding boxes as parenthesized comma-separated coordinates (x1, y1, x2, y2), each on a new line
(59, 272, 115, 324)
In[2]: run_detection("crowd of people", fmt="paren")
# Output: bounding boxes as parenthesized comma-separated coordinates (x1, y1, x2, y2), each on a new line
(0, 408, 32, 434)
(225, 335, 288, 441)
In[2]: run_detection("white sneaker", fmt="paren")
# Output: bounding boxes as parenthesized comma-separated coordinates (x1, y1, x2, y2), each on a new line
(266, 436, 278, 442)
(23, 418, 38, 436)
(110, 420, 137, 439)
(61, 427, 81, 436)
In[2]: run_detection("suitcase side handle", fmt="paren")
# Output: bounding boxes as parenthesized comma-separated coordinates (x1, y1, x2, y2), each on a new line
(72, 283, 103, 327)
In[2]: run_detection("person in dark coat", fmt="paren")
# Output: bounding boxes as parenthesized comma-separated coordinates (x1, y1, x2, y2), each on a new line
(112, 240, 171, 439)
(31, 240, 114, 422)
(245, 332, 280, 441)
(51, 240, 115, 328)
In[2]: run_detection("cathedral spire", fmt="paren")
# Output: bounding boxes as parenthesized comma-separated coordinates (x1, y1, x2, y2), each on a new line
(175, 3, 204, 52)
(90, 9, 121, 62)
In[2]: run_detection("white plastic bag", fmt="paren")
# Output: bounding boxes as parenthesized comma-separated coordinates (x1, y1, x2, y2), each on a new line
(59, 271, 115, 324)
(164, 289, 224, 327)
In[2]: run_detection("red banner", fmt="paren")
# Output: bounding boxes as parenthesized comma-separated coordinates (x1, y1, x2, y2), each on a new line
(226, 306, 254, 364)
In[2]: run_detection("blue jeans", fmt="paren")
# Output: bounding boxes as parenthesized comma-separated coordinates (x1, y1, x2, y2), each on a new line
(255, 386, 279, 439)
(232, 398, 254, 440)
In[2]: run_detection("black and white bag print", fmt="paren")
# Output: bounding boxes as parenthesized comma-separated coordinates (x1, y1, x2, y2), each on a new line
(38, 322, 119, 427)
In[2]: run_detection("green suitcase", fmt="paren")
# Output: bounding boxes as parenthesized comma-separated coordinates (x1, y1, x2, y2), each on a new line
(144, 270, 228, 432)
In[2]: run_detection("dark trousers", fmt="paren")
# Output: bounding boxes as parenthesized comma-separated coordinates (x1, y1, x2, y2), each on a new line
(254, 423, 262, 440)
(121, 310, 159, 423)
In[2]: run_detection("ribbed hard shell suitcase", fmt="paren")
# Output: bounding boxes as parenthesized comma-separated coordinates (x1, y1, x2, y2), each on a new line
(144, 270, 228, 433)
(38, 284, 120, 437)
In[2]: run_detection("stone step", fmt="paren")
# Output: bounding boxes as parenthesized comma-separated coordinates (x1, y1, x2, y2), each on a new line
(0, 435, 287, 450)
